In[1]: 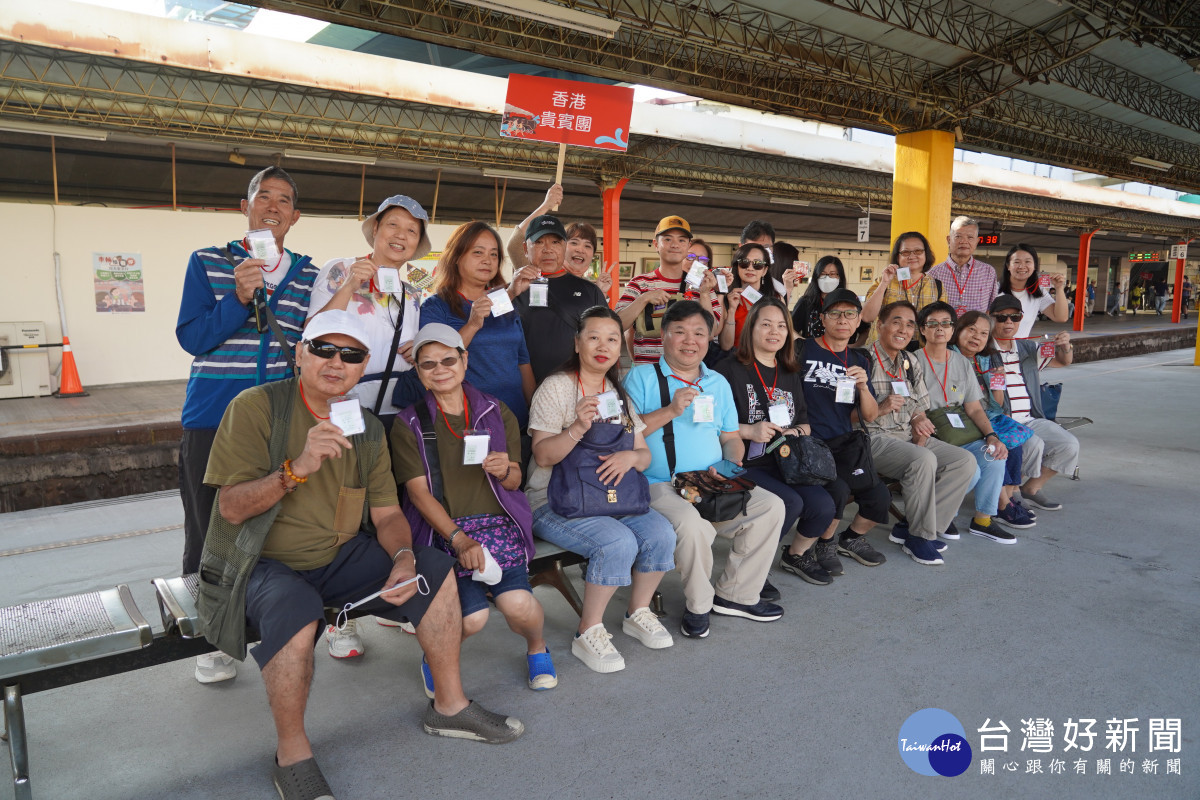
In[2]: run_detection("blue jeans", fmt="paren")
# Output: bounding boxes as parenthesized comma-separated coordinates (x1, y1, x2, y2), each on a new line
(962, 439, 1006, 516)
(532, 504, 676, 587)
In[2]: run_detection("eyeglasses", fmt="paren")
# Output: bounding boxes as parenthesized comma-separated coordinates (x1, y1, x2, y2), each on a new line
(898, 249, 926, 257)
(685, 254, 710, 263)
(991, 313, 1024, 323)
(735, 259, 769, 269)
(823, 309, 860, 319)
(417, 355, 462, 372)
(924, 320, 955, 329)
(305, 339, 368, 364)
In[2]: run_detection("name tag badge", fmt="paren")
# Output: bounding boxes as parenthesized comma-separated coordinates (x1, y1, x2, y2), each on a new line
(891, 381, 910, 397)
(595, 390, 622, 420)
(716, 272, 729, 294)
(835, 378, 856, 404)
(1039, 341, 1057, 359)
(794, 260, 810, 280)
(245, 228, 279, 261)
(989, 371, 1007, 391)
(768, 402, 791, 427)
(685, 261, 707, 288)
(462, 431, 490, 465)
(896, 267, 911, 281)
(329, 398, 365, 436)
(529, 280, 549, 307)
(1039, 274, 1054, 288)
(946, 413, 965, 429)
(375, 267, 403, 294)
(692, 394, 715, 423)
(487, 288, 515, 317)
(741, 286, 762, 304)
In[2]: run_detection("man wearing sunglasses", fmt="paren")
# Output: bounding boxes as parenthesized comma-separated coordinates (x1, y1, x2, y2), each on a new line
(989, 295, 1079, 512)
(176, 166, 319, 685)
(198, 309, 523, 799)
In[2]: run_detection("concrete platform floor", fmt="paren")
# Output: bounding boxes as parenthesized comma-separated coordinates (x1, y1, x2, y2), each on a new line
(2, 349, 1198, 799)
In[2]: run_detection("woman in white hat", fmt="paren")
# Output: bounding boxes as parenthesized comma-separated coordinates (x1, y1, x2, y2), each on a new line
(307, 195, 432, 424)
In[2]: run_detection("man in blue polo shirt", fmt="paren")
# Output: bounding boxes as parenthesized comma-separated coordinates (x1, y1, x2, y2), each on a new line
(625, 301, 785, 639)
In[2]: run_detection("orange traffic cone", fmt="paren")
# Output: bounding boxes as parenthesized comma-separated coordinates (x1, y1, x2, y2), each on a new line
(53, 335, 89, 398)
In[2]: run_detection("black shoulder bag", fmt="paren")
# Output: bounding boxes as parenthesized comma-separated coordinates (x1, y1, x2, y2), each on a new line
(819, 354, 878, 494)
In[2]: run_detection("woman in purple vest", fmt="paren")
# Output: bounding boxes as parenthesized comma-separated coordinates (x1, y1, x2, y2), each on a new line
(391, 323, 556, 694)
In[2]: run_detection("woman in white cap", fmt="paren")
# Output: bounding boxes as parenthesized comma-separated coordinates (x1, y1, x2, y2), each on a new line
(308, 195, 431, 424)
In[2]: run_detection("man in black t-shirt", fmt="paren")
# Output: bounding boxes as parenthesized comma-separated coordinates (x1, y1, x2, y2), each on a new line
(511, 214, 608, 383)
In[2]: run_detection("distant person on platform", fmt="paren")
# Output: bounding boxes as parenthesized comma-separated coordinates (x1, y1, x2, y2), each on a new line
(616, 215, 721, 363)
(928, 216, 998, 314)
(1154, 279, 1169, 315)
(176, 165, 318, 685)
(509, 214, 608, 384)
(1182, 277, 1193, 319)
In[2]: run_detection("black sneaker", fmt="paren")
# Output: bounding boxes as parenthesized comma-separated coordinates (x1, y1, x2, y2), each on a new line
(939, 521, 961, 541)
(813, 538, 844, 577)
(760, 578, 781, 602)
(969, 518, 1017, 545)
(837, 534, 887, 566)
(779, 545, 832, 585)
(1023, 490, 1062, 511)
(681, 610, 710, 639)
(711, 595, 784, 622)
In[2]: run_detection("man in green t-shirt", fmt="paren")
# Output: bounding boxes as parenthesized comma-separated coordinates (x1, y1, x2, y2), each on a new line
(203, 309, 524, 799)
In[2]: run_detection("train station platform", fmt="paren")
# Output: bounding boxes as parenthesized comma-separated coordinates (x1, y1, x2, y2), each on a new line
(1, 346, 1196, 799)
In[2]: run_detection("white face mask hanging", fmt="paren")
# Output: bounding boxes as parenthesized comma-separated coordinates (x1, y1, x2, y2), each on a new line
(334, 574, 430, 630)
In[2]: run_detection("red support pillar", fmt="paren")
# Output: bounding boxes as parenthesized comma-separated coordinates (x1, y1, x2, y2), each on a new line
(1073, 229, 1098, 332)
(1170, 239, 1192, 324)
(601, 178, 628, 308)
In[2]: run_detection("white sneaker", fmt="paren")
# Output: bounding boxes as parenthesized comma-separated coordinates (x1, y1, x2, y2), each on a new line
(621, 606, 675, 650)
(325, 619, 365, 658)
(570, 623, 625, 673)
(376, 617, 417, 634)
(194, 651, 237, 684)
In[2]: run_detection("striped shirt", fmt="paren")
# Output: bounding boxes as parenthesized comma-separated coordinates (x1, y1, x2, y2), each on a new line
(996, 344, 1032, 422)
(928, 257, 998, 314)
(617, 268, 723, 363)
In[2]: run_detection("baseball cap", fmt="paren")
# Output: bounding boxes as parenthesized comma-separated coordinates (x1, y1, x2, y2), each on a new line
(361, 195, 432, 261)
(412, 323, 465, 359)
(821, 288, 863, 312)
(989, 295, 1023, 313)
(525, 215, 568, 243)
(303, 309, 370, 351)
(654, 216, 692, 238)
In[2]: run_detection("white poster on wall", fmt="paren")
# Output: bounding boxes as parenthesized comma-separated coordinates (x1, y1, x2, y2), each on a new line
(93, 252, 145, 312)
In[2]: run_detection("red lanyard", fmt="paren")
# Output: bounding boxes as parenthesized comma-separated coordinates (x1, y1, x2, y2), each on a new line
(577, 371, 606, 397)
(435, 391, 469, 439)
(668, 372, 703, 389)
(242, 239, 284, 273)
(752, 360, 778, 402)
(540, 268, 566, 278)
(819, 337, 851, 369)
(946, 259, 975, 300)
(299, 381, 328, 420)
(872, 343, 902, 381)
(921, 349, 950, 403)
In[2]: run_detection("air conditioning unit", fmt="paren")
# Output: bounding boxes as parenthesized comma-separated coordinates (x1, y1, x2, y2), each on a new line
(0, 322, 53, 399)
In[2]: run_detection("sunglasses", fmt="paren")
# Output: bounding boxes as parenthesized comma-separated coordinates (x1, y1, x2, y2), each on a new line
(685, 254, 710, 263)
(305, 339, 368, 364)
(735, 259, 769, 269)
(417, 354, 462, 372)
(924, 320, 955, 329)
(991, 313, 1024, 323)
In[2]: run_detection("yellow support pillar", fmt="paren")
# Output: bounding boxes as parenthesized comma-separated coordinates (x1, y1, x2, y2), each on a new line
(890, 130, 955, 264)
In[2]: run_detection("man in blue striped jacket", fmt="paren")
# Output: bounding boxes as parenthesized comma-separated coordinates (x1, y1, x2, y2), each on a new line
(175, 166, 319, 683)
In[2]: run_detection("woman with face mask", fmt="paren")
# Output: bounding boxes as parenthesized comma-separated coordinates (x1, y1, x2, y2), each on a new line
(790, 255, 847, 339)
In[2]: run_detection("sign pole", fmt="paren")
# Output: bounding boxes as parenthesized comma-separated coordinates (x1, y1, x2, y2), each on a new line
(552, 143, 566, 211)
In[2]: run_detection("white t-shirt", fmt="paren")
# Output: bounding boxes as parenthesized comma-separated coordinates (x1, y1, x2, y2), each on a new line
(307, 257, 421, 415)
(259, 252, 291, 297)
(997, 344, 1032, 422)
(1011, 290, 1055, 339)
(525, 371, 645, 511)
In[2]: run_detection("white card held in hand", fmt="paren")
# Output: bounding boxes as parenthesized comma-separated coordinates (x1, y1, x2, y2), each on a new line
(740, 286, 762, 304)
(487, 288, 515, 316)
(685, 260, 707, 288)
(768, 402, 791, 427)
(835, 378, 856, 403)
(375, 267, 403, 294)
(245, 229, 279, 261)
(595, 390, 622, 420)
(329, 398, 366, 436)
(946, 413, 965, 429)
(529, 280, 549, 307)
(462, 433, 490, 465)
(692, 394, 715, 423)
(896, 267, 911, 281)
(716, 272, 729, 293)
(891, 380, 910, 397)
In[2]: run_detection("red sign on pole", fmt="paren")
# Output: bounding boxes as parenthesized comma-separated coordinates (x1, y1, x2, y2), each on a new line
(501, 74, 634, 152)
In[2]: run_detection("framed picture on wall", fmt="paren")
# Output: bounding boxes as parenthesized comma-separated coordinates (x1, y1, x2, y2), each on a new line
(859, 266, 874, 282)
(641, 258, 660, 275)
(619, 261, 635, 279)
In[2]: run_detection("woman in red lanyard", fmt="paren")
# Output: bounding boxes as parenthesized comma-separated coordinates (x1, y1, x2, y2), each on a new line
(861, 231, 942, 350)
(915, 302, 1014, 544)
(714, 298, 837, 594)
(718, 243, 783, 352)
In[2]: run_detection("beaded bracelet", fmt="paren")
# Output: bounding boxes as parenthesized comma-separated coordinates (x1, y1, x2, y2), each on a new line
(282, 458, 308, 485)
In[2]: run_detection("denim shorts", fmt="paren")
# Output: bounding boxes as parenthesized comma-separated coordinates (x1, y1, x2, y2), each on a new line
(456, 564, 532, 617)
(531, 504, 675, 587)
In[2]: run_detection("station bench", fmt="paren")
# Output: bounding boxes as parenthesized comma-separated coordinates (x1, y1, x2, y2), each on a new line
(0, 540, 585, 799)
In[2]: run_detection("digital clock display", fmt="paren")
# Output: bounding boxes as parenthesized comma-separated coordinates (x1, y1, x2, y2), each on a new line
(978, 234, 1000, 246)
(1129, 252, 1163, 262)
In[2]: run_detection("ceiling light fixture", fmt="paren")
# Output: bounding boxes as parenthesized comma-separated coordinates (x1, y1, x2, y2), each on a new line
(1047, 225, 1070, 232)
(283, 148, 376, 166)
(481, 168, 552, 182)
(1129, 156, 1173, 171)
(651, 185, 705, 197)
(228, 149, 247, 166)
(769, 197, 811, 207)
(0, 119, 109, 141)
(455, 0, 621, 38)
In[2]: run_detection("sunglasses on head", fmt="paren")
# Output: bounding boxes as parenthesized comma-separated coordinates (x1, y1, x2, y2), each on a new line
(305, 339, 368, 364)
(991, 313, 1024, 323)
(735, 259, 769, 269)
(417, 354, 462, 372)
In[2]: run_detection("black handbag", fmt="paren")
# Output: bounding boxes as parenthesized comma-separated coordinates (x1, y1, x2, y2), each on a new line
(548, 420, 651, 518)
(822, 428, 877, 494)
(774, 434, 836, 486)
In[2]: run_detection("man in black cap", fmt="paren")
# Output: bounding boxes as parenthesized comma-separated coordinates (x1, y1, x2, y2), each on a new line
(511, 214, 608, 383)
